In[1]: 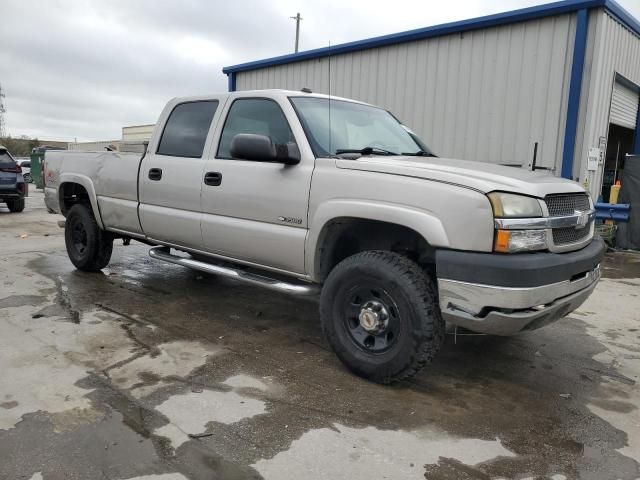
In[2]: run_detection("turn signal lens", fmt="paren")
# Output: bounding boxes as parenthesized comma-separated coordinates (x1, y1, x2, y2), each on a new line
(494, 229, 547, 253)
(495, 230, 511, 252)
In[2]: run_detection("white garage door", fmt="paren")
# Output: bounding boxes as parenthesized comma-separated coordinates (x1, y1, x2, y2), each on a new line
(610, 79, 640, 129)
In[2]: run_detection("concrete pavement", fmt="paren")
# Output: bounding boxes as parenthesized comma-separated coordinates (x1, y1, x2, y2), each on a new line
(1, 186, 639, 479)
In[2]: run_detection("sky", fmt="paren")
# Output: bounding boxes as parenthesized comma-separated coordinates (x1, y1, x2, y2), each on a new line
(1, 0, 639, 142)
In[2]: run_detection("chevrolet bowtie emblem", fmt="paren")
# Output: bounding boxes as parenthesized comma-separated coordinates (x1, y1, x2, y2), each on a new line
(575, 210, 590, 229)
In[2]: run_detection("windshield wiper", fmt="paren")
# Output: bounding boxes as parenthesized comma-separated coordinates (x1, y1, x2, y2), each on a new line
(402, 150, 438, 157)
(335, 146, 398, 156)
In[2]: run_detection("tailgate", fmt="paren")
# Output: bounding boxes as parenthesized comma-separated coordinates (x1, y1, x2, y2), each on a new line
(0, 171, 17, 189)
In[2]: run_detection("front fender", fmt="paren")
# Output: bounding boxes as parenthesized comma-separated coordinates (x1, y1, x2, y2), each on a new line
(306, 199, 449, 279)
(59, 173, 104, 229)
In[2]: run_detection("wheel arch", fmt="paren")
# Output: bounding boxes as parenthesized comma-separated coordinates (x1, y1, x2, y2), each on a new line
(58, 174, 103, 229)
(307, 200, 449, 282)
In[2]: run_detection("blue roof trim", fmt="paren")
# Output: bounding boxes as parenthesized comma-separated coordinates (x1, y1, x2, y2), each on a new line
(604, 0, 640, 37)
(223, 0, 622, 74)
(561, 8, 590, 180)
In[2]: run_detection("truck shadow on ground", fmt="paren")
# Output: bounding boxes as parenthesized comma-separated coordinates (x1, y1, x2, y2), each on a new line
(13, 246, 639, 480)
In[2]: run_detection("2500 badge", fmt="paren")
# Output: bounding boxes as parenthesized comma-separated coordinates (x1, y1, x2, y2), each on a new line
(278, 216, 303, 225)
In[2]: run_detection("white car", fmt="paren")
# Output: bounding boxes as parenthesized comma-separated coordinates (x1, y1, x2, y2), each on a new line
(17, 159, 32, 183)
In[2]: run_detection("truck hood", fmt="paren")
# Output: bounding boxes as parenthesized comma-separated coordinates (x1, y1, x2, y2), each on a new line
(336, 156, 585, 197)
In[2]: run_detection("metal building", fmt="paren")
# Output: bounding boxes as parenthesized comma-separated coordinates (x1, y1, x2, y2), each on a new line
(223, 0, 640, 200)
(122, 124, 155, 142)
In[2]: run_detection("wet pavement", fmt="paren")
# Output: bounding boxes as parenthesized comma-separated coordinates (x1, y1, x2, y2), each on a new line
(1, 187, 639, 480)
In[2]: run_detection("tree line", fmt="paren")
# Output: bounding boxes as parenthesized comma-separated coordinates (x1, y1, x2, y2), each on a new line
(0, 135, 40, 157)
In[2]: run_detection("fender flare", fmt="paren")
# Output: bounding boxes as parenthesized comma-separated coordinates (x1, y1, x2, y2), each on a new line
(58, 173, 104, 229)
(306, 199, 449, 279)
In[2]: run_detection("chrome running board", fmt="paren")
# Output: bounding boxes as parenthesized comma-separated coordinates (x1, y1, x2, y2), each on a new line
(148, 246, 320, 297)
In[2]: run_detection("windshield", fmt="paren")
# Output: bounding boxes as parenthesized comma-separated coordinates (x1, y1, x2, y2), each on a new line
(289, 97, 433, 157)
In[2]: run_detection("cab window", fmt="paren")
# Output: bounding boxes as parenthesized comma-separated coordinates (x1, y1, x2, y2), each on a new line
(157, 101, 218, 158)
(217, 98, 295, 159)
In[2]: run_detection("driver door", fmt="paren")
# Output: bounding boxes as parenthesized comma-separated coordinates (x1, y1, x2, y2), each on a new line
(200, 96, 313, 274)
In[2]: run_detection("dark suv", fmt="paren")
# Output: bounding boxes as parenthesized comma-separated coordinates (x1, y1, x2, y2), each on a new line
(0, 145, 27, 213)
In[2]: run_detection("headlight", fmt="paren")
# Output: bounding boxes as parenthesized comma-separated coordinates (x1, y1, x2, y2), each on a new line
(488, 192, 546, 252)
(488, 192, 543, 218)
(494, 229, 547, 253)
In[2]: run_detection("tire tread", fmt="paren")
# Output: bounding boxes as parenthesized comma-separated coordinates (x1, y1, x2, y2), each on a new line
(320, 250, 444, 383)
(6, 198, 25, 213)
(65, 204, 113, 271)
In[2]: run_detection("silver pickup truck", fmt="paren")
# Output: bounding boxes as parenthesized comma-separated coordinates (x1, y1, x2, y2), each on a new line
(44, 89, 605, 383)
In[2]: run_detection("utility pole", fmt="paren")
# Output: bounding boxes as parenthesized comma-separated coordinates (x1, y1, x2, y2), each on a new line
(0, 83, 6, 138)
(290, 12, 302, 53)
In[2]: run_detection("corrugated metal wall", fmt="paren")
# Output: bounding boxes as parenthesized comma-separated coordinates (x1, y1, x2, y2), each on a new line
(236, 14, 577, 170)
(576, 10, 640, 196)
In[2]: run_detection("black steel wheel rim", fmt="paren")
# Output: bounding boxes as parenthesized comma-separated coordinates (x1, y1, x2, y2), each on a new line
(71, 219, 88, 255)
(342, 284, 401, 354)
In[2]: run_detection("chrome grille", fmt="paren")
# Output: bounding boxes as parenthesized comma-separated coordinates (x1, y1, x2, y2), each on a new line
(545, 194, 593, 248)
(552, 226, 591, 245)
(545, 194, 590, 217)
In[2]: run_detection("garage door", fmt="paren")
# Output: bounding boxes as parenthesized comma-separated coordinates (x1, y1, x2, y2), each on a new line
(610, 79, 640, 129)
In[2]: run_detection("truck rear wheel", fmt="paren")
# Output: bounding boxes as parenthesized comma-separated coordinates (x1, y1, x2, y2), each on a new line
(320, 250, 444, 384)
(6, 198, 25, 213)
(64, 204, 113, 271)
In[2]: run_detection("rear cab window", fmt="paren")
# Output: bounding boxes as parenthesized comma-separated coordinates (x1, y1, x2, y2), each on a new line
(157, 101, 219, 158)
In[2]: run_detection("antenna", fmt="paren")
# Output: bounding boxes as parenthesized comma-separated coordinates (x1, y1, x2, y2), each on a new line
(328, 41, 332, 156)
(290, 13, 302, 53)
(0, 83, 6, 138)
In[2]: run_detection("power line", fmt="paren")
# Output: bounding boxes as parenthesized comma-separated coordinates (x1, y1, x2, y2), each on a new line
(290, 13, 302, 53)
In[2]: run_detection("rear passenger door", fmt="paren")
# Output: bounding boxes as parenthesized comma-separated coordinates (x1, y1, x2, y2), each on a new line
(139, 99, 223, 249)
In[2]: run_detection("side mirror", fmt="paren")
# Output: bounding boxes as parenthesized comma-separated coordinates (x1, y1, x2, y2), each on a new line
(230, 134, 300, 165)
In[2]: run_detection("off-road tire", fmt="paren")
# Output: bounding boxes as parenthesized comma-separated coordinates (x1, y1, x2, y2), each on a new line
(320, 250, 444, 384)
(6, 198, 25, 213)
(65, 203, 113, 271)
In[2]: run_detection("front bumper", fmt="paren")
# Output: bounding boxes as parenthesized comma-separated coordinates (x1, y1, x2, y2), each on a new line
(436, 237, 605, 335)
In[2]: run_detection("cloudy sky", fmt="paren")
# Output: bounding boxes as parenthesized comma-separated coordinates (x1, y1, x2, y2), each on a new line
(2, 0, 639, 142)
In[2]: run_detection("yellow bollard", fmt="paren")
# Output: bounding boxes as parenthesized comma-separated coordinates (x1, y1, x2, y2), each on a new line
(609, 180, 621, 204)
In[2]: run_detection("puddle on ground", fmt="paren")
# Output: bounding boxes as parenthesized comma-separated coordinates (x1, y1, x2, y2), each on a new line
(0, 294, 47, 308)
(154, 388, 267, 449)
(6, 238, 639, 479)
(0, 303, 135, 430)
(0, 266, 225, 434)
(251, 423, 515, 480)
(122, 475, 189, 480)
(578, 278, 640, 463)
(222, 374, 269, 391)
(110, 340, 222, 397)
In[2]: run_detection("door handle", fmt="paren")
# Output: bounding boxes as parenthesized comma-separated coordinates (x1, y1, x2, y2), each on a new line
(148, 168, 163, 181)
(204, 171, 222, 186)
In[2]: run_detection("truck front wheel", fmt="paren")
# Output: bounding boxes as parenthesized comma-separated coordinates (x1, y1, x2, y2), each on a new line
(320, 250, 444, 384)
(64, 204, 113, 271)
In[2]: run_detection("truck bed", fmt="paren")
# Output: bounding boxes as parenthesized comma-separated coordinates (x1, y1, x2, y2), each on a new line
(44, 150, 144, 234)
